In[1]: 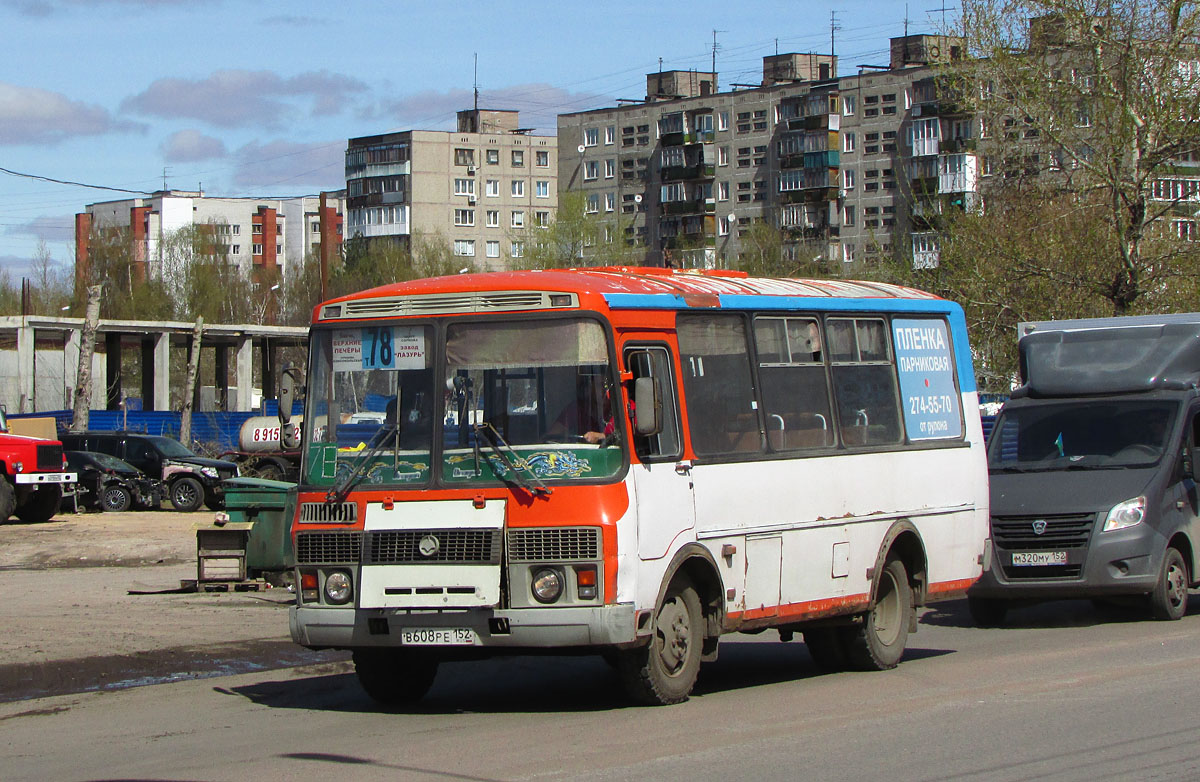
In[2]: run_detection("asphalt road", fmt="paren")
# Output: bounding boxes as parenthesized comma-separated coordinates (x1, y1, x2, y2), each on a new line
(3, 595, 1200, 781)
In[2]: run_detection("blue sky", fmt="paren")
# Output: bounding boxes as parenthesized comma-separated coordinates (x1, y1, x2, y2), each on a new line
(0, 0, 953, 279)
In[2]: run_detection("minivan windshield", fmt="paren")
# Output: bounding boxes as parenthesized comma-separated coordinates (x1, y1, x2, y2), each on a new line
(988, 401, 1177, 471)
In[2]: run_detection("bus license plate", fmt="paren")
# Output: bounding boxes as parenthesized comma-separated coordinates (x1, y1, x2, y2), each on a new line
(1011, 551, 1068, 566)
(400, 628, 475, 646)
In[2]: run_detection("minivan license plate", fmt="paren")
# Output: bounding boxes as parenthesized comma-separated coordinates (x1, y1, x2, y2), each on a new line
(1011, 551, 1067, 566)
(400, 628, 475, 645)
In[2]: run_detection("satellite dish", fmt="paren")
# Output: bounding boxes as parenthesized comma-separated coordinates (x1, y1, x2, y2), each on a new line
(634, 194, 643, 203)
(577, 144, 586, 153)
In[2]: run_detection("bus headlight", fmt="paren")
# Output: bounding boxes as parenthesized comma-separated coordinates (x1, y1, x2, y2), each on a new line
(531, 567, 564, 603)
(1103, 496, 1146, 532)
(324, 570, 353, 604)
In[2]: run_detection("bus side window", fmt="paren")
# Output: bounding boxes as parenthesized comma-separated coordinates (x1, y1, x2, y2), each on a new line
(625, 346, 681, 460)
(828, 317, 903, 447)
(677, 314, 761, 457)
(754, 316, 834, 451)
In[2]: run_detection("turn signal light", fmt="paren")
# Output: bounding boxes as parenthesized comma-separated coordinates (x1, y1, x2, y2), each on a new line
(575, 565, 597, 600)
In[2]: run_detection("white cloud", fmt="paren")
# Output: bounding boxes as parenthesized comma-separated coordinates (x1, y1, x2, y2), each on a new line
(231, 139, 345, 192)
(160, 129, 227, 162)
(0, 82, 143, 145)
(4, 215, 75, 244)
(361, 83, 612, 134)
(122, 69, 368, 129)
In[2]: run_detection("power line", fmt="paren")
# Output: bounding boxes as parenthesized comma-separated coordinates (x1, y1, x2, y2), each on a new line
(0, 166, 156, 196)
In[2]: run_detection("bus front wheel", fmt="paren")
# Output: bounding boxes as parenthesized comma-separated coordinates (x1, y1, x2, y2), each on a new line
(352, 648, 438, 706)
(617, 576, 703, 705)
(843, 558, 912, 671)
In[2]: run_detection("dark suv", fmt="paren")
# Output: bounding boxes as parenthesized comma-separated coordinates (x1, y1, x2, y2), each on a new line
(58, 431, 238, 512)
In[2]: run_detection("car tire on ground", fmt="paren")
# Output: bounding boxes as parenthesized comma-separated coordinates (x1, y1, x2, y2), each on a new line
(0, 479, 15, 523)
(841, 557, 913, 671)
(1149, 547, 1189, 621)
(169, 476, 204, 512)
(101, 485, 132, 513)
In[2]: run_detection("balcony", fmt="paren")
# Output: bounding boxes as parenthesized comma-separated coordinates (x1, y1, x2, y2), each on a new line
(661, 163, 716, 181)
(781, 187, 837, 204)
(661, 199, 716, 216)
(805, 150, 840, 169)
(788, 113, 840, 132)
(940, 137, 976, 154)
(659, 130, 685, 147)
(682, 130, 715, 145)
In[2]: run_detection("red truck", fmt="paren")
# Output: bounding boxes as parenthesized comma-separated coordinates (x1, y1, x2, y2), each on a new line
(0, 410, 76, 523)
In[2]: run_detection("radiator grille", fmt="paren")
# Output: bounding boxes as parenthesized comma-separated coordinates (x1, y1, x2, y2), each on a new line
(365, 529, 501, 564)
(508, 527, 601, 562)
(299, 502, 358, 523)
(1002, 564, 1084, 580)
(337, 290, 574, 319)
(36, 443, 63, 471)
(992, 514, 1094, 550)
(296, 531, 362, 563)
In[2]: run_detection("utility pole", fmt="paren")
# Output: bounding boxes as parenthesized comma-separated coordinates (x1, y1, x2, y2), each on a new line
(711, 29, 725, 75)
(830, 11, 841, 57)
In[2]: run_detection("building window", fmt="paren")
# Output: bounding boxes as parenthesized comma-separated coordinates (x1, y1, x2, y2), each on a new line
(511, 180, 525, 197)
(536, 180, 550, 198)
(486, 240, 500, 257)
(605, 192, 615, 212)
(454, 148, 475, 166)
(512, 150, 524, 167)
(511, 240, 524, 258)
(843, 204, 856, 226)
(454, 208, 475, 226)
(586, 194, 600, 213)
(535, 210, 550, 227)
(843, 243, 856, 263)
(605, 126, 615, 144)
(718, 216, 731, 236)
(842, 169, 855, 190)
(843, 95, 856, 116)
(511, 210, 525, 228)
(718, 181, 729, 201)
(585, 127, 599, 147)
(584, 161, 599, 180)
(535, 150, 549, 167)
(454, 178, 475, 196)
(231, 244, 240, 255)
(605, 159, 615, 179)
(486, 179, 500, 197)
(252, 243, 263, 255)
(486, 149, 499, 165)
(232, 225, 240, 235)
(717, 146, 729, 166)
(276, 244, 282, 255)
(454, 239, 475, 256)
(718, 111, 729, 131)
(486, 210, 499, 227)
(843, 132, 856, 153)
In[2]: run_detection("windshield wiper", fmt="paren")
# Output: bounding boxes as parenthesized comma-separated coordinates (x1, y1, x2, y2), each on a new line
(325, 422, 398, 505)
(473, 423, 552, 497)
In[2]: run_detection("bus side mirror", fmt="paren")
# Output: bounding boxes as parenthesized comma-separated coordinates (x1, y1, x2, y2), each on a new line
(278, 367, 303, 425)
(633, 376, 662, 436)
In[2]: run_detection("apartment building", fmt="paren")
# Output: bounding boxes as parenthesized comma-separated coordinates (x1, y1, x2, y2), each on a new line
(76, 190, 345, 282)
(558, 34, 969, 271)
(345, 109, 557, 270)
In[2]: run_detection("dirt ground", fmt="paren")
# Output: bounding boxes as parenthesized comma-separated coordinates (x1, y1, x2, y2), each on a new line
(0, 506, 342, 702)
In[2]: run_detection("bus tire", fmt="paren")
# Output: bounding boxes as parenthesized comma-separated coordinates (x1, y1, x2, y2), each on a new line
(15, 484, 62, 523)
(1149, 547, 1188, 621)
(842, 558, 912, 671)
(352, 648, 439, 706)
(803, 628, 848, 671)
(0, 479, 15, 522)
(967, 596, 1009, 627)
(617, 576, 703, 705)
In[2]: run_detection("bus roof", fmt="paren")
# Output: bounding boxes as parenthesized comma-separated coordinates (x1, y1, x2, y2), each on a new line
(317, 267, 948, 322)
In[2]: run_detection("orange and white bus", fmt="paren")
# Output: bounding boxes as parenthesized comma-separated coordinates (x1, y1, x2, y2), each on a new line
(286, 267, 990, 705)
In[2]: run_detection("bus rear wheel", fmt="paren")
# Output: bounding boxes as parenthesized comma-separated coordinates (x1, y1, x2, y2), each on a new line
(352, 648, 438, 706)
(617, 577, 703, 705)
(842, 558, 912, 671)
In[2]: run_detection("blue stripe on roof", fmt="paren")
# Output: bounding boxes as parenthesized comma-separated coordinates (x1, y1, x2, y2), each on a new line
(601, 292, 977, 394)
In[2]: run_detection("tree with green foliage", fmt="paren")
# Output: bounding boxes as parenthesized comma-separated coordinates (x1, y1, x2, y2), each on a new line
(524, 192, 643, 269)
(891, 0, 1200, 388)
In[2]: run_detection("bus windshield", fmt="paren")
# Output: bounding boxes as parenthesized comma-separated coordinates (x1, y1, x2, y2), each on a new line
(303, 316, 623, 489)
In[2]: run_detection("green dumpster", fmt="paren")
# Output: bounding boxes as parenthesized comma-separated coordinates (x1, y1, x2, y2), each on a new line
(219, 477, 297, 579)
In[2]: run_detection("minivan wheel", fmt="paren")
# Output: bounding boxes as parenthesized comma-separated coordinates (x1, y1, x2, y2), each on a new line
(169, 476, 204, 512)
(1149, 547, 1189, 621)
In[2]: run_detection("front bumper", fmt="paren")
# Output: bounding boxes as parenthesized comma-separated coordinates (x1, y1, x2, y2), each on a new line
(290, 602, 638, 650)
(15, 471, 76, 485)
(970, 520, 1163, 599)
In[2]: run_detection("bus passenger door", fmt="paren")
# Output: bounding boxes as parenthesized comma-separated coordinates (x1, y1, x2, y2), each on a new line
(626, 346, 695, 560)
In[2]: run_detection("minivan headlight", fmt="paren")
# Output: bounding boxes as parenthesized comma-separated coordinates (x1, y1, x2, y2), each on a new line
(200, 466, 219, 479)
(1103, 496, 1146, 532)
